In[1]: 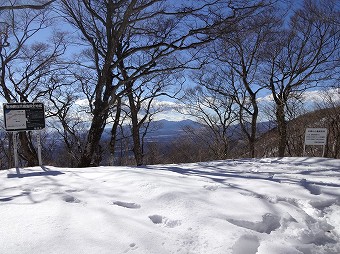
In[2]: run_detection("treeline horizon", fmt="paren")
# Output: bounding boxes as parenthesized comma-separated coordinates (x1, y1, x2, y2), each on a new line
(0, 104, 339, 170)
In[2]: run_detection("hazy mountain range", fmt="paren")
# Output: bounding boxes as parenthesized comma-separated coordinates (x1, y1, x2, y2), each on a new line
(110, 119, 277, 143)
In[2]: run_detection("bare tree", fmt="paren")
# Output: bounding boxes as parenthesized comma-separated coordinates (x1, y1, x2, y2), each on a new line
(180, 85, 237, 159)
(0, 6, 66, 166)
(261, 0, 340, 157)
(46, 77, 88, 166)
(59, 0, 265, 167)
(165, 136, 210, 164)
(0, 128, 11, 169)
(315, 89, 340, 158)
(125, 73, 183, 165)
(206, 9, 279, 158)
(0, 0, 56, 11)
(108, 97, 123, 165)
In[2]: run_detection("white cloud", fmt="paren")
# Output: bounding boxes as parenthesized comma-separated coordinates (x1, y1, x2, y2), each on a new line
(257, 88, 340, 105)
(140, 98, 194, 122)
(75, 99, 89, 107)
(153, 109, 196, 122)
(302, 88, 340, 104)
(257, 94, 273, 103)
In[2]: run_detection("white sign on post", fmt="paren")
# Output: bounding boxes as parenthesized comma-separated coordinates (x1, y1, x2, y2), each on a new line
(3, 103, 45, 131)
(3, 102, 45, 168)
(5, 109, 27, 130)
(304, 128, 328, 157)
(304, 128, 328, 145)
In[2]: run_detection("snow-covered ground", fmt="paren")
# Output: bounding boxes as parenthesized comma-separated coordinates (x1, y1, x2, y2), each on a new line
(0, 157, 339, 254)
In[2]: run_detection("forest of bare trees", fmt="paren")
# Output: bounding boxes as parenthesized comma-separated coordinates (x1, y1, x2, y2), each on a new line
(0, 0, 339, 169)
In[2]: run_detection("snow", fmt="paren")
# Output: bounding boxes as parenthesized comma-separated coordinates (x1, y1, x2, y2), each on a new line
(0, 157, 339, 254)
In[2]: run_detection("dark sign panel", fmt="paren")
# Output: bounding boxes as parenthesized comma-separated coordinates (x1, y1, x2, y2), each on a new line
(3, 103, 45, 131)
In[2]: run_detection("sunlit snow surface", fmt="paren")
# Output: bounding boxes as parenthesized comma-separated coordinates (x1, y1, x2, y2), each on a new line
(0, 157, 339, 254)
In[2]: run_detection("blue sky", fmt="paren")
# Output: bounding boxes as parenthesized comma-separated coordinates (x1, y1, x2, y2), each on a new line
(0, 0, 338, 123)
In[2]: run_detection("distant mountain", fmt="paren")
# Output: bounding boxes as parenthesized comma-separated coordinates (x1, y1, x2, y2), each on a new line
(144, 119, 202, 143)
(102, 118, 275, 144)
(143, 119, 275, 143)
(101, 119, 202, 143)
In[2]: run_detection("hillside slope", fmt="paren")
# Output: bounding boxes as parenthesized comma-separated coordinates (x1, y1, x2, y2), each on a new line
(256, 107, 340, 158)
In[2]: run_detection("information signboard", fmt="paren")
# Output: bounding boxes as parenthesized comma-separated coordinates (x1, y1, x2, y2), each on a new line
(303, 128, 328, 157)
(3, 102, 45, 131)
(304, 128, 328, 145)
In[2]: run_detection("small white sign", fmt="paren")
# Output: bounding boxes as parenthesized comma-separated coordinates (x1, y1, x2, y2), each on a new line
(5, 109, 27, 130)
(304, 128, 328, 145)
(3, 103, 45, 131)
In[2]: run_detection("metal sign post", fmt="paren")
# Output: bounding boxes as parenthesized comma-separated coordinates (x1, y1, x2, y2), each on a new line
(37, 131, 42, 166)
(13, 131, 19, 168)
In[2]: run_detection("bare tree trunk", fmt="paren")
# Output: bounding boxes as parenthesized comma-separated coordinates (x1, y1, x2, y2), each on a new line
(0, 0, 56, 11)
(249, 136, 255, 158)
(132, 129, 143, 166)
(222, 140, 229, 160)
(109, 98, 122, 165)
(249, 98, 259, 158)
(78, 103, 109, 167)
(93, 144, 103, 166)
(127, 87, 144, 166)
(276, 103, 287, 157)
(334, 132, 340, 158)
(238, 99, 258, 158)
(18, 132, 38, 166)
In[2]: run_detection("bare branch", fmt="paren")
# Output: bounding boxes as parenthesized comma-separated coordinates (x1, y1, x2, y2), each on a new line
(0, 0, 56, 11)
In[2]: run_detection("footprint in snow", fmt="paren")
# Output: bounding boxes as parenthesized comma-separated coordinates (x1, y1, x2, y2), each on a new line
(0, 197, 13, 202)
(300, 179, 321, 195)
(203, 185, 219, 191)
(62, 194, 81, 203)
(149, 214, 181, 228)
(112, 201, 141, 209)
(65, 189, 83, 193)
(232, 235, 260, 254)
(226, 213, 281, 234)
(123, 243, 138, 253)
(310, 198, 340, 211)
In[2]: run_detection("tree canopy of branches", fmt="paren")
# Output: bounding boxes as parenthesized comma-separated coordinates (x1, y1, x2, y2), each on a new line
(180, 85, 237, 159)
(197, 8, 279, 157)
(185, 0, 339, 158)
(0, 0, 56, 11)
(0, 4, 66, 166)
(1, 0, 339, 169)
(262, 0, 340, 157)
(59, 0, 265, 167)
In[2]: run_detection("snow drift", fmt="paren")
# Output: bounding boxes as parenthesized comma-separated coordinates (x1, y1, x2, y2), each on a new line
(0, 157, 339, 254)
